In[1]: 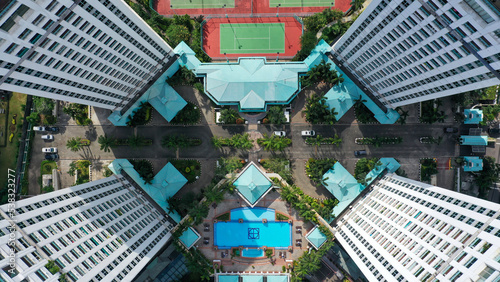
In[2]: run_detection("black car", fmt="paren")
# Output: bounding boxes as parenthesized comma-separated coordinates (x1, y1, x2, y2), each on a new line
(354, 150, 367, 156)
(46, 127, 59, 132)
(45, 153, 59, 160)
(444, 127, 458, 133)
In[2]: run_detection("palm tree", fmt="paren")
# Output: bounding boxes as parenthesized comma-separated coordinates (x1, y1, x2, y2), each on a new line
(211, 136, 225, 149)
(273, 136, 292, 151)
(397, 108, 409, 125)
(350, 0, 365, 12)
(330, 134, 342, 146)
(66, 137, 83, 152)
(257, 134, 274, 151)
(98, 135, 115, 152)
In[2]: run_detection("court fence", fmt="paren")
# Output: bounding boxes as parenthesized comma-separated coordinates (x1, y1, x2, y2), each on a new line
(164, 12, 317, 19)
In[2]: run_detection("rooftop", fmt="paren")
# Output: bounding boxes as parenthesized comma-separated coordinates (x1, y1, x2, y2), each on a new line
(108, 159, 187, 222)
(463, 156, 484, 172)
(460, 135, 488, 146)
(464, 109, 483, 124)
(179, 227, 201, 249)
(233, 162, 273, 207)
(305, 225, 328, 250)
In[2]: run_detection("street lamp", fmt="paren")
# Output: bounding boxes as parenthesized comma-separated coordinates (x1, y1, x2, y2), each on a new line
(223, 4, 227, 18)
(331, 2, 334, 9)
(224, 52, 229, 63)
(276, 4, 281, 17)
(170, 5, 176, 15)
(276, 52, 279, 62)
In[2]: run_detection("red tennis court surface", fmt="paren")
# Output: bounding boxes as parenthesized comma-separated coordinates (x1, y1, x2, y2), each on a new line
(202, 17, 302, 59)
(155, 0, 351, 16)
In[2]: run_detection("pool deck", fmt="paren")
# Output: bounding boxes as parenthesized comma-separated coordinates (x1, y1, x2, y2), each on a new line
(194, 191, 314, 272)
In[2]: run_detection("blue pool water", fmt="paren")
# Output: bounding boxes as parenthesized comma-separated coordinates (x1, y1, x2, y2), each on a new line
(231, 207, 275, 222)
(241, 248, 264, 258)
(215, 207, 291, 249)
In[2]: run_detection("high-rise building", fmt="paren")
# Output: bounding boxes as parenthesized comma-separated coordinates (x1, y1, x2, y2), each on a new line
(332, 0, 500, 108)
(0, 0, 174, 111)
(333, 173, 500, 281)
(0, 175, 173, 281)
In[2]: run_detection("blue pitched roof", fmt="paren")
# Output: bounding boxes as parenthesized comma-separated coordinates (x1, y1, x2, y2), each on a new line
(463, 156, 483, 172)
(108, 159, 187, 222)
(179, 227, 201, 249)
(306, 226, 328, 250)
(464, 109, 483, 124)
(108, 60, 187, 125)
(219, 276, 239, 282)
(266, 276, 288, 282)
(460, 135, 488, 146)
(241, 276, 264, 282)
(233, 163, 272, 207)
(325, 80, 360, 120)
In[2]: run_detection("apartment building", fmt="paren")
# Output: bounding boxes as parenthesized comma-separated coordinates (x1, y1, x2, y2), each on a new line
(0, 175, 173, 281)
(332, 0, 500, 108)
(334, 174, 500, 281)
(0, 0, 174, 111)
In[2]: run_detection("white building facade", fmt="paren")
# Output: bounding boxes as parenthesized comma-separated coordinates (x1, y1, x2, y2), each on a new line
(0, 175, 173, 281)
(334, 174, 500, 282)
(332, 0, 500, 108)
(0, 0, 175, 110)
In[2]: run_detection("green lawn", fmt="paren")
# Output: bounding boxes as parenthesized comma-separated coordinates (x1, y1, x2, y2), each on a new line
(170, 0, 234, 9)
(220, 23, 285, 54)
(41, 160, 57, 175)
(0, 93, 27, 189)
(270, 0, 334, 7)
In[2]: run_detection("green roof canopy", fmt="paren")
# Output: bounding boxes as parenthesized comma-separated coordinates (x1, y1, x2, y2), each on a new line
(233, 162, 272, 207)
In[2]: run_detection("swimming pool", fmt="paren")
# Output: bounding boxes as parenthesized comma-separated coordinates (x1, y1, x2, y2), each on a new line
(241, 248, 264, 258)
(214, 207, 291, 249)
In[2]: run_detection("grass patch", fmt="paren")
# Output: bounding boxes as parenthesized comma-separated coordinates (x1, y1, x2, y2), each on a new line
(216, 212, 230, 221)
(170, 159, 201, 183)
(276, 213, 289, 221)
(41, 160, 57, 175)
(69, 160, 91, 185)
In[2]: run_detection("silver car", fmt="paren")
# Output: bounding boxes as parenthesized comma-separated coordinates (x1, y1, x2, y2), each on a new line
(41, 135, 54, 140)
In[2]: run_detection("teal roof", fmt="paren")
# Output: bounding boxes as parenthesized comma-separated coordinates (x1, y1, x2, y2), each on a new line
(266, 276, 288, 282)
(108, 60, 187, 125)
(325, 158, 400, 220)
(323, 162, 362, 202)
(233, 162, 272, 207)
(463, 156, 483, 172)
(179, 227, 201, 249)
(460, 135, 488, 146)
(184, 54, 309, 111)
(325, 79, 360, 120)
(241, 276, 264, 282)
(464, 109, 483, 124)
(219, 276, 239, 282)
(175, 41, 202, 70)
(306, 226, 328, 250)
(108, 159, 187, 222)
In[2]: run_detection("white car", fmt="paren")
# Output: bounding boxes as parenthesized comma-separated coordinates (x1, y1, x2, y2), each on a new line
(41, 135, 54, 140)
(301, 130, 315, 136)
(33, 126, 46, 132)
(42, 147, 57, 153)
(273, 131, 286, 137)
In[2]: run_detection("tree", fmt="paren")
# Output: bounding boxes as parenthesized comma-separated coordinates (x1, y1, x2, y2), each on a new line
(301, 60, 343, 88)
(26, 112, 40, 124)
(474, 157, 500, 198)
(98, 135, 116, 152)
(306, 158, 336, 184)
(267, 106, 287, 125)
(304, 93, 338, 124)
(350, 0, 365, 12)
(66, 137, 83, 152)
(218, 108, 240, 124)
(33, 97, 55, 115)
(166, 24, 190, 46)
(128, 134, 148, 148)
(396, 107, 409, 125)
(257, 134, 292, 151)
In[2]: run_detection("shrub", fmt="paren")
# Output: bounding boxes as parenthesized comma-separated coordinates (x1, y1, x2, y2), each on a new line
(44, 115, 57, 125)
(236, 118, 244, 124)
(8, 133, 13, 143)
(306, 158, 336, 184)
(170, 102, 200, 124)
(126, 102, 152, 127)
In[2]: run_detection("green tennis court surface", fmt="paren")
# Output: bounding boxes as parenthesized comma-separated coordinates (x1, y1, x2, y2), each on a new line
(170, 0, 234, 9)
(269, 0, 334, 7)
(220, 23, 285, 54)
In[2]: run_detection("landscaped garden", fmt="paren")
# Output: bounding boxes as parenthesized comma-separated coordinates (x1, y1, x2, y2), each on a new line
(304, 93, 337, 124)
(170, 159, 201, 183)
(126, 102, 153, 127)
(419, 99, 446, 124)
(216, 107, 244, 124)
(63, 103, 91, 125)
(161, 134, 201, 149)
(129, 159, 154, 184)
(305, 134, 342, 146)
(212, 133, 254, 150)
(257, 134, 292, 152)
(170, 102, 201, 124)
(262, 106, 287, 125)
(355, 136, 403, 147)
(260, 158, 293, 184)
(354, 158, 381, 184)
(68, 160, 91, 185)
(306, 158, 336, 185)
(420, 158, 438, 182)
(354, 98, 377, 124)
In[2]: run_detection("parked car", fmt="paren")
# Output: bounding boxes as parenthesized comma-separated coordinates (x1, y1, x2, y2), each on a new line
(41, 135, 54, 140)
(42, 147, 57, 153)
(44, 153, 59, 160)
(33, 126, 46, 132)
(354, 150, 367, 156)
(301, 130, 315, 136)
(443, 127, 458, 133)
(273, 131, 286, 137)
(46, 127, 59, 132)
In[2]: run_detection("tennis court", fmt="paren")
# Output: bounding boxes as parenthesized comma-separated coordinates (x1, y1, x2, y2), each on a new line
(169, 0, 234, 9)
(269, 0, 335, 7)
(220, 23, 285, 54)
